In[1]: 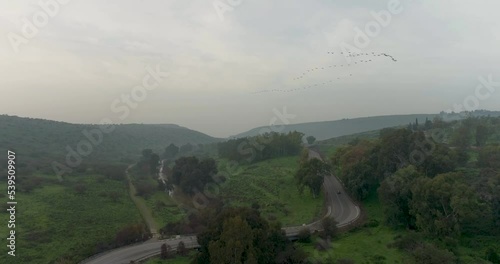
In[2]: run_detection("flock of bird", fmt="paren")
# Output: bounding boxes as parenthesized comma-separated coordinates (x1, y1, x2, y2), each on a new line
(251, 51, 398, 94)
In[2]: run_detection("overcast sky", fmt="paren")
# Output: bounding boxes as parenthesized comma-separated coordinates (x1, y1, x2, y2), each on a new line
(1, 0, 499, 137)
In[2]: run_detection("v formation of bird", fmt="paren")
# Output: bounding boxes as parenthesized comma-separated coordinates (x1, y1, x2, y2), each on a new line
(252, 51, 398, 94)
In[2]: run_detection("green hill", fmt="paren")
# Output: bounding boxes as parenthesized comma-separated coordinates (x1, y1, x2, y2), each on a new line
(233, 114, 439, 140)
(0, 115, 221, 171)
(233, 111, 500, 141)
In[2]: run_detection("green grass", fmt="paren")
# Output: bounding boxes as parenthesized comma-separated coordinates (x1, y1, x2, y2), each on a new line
(144, 252, 196, 264)
(301, 194, 411, 264)
(128, 170, 186, 232)
(143, 191, 186, 229)
(316, 129, 380, 157)
(0, 173, 143, 264)
(218, 156, 323, 226)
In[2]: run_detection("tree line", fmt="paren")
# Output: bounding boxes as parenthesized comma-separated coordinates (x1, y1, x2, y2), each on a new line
(217, 131, 304, 163)
(331, 116, 500, 263)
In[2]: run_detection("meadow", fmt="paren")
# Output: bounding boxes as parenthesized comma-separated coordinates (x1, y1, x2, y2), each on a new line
(301, 194, 411, 263)
(218, 156, 324, 226)
(0, 172, 143, 264)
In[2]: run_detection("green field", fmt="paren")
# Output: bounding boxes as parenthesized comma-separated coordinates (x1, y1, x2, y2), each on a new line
(301, 194, 411, 263)
(128, 169, 186, 233)
(144, 252, 196, 264)
(143, 191, 186, 230)
(218, 156, 323, 226)
(0, 173, 143, 264)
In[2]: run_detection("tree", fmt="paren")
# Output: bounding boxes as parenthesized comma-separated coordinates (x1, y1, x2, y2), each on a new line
(321, 217, 338, 239)
(485, 248, 500, 264)
(180, 143, 194, 154)
(115, 223, 149, 247)
(177, 241, 187, 256)
(195, 207, 299, 264)
(306, 136, 316, 145)
(378, 166, 422, 228)
(208, 216, 257, 264)
(160, 243, 172, 259)
(297, 228, 311, 243)
(478, 146, 500, 168)
(149, 153, 160, 175)
(295, 158, 330, 198)
(410, 172, 487, 238)
(451, 124, 472, 149)
(412, 243, 456, 264)
(163, 143, 179, 159)
(476, 124, 490, 147)
(171, 157, 218, 196)
(424, 117, 432, 130)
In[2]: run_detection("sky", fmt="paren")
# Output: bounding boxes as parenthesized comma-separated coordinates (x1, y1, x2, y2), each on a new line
(1, 0, 499, 137)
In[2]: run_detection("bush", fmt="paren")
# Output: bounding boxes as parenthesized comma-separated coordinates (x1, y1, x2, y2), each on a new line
(297, 228, 311, 243)
(412, 244, 456, 264)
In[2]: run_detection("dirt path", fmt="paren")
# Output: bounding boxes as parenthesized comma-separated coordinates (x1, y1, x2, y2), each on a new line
(125, 167, 160, 239)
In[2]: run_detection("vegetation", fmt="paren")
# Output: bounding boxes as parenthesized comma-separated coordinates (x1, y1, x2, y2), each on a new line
(217, 131, 303, 163)
(302, 195, 410, 263)
(234, 114, 445, 140)
(218, 156, 323, 226)
(0, 115, 220, 175)
(328, 116, 500, 263)
(0, 168, 144, 264)
(170, 156, 219, 196)
(195, 207, 308, 264)
(295, 152, 331, 198)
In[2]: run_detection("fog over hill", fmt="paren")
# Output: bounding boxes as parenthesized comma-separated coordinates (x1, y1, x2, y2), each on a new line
(0, 115, 221, 166)
(233, 111, 500, 140)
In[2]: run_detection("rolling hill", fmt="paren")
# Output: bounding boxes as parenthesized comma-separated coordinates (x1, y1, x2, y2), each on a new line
(233, 114, 440, 140)
(0, 115, 221, 170)
(232, 111, 500, 141)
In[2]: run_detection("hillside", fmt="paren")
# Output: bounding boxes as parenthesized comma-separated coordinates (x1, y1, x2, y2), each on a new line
(0, 115, 221, 169)
(233, 111, 500, 141)
(233, 114, 438, 140)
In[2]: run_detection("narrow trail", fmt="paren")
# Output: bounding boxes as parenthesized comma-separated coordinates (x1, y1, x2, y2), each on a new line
(125, 166, 159, 239)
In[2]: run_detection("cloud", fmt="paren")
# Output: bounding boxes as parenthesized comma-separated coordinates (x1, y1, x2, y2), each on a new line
(0, 0, 499, 137)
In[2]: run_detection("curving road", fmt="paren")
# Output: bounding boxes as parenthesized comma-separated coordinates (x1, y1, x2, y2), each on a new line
(81, 149, 359, 264)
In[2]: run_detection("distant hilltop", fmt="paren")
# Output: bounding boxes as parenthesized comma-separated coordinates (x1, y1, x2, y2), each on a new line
(232, 110, 500, 141)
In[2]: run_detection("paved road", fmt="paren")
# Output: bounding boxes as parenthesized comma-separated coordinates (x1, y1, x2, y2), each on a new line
(82, 149, 359, 264)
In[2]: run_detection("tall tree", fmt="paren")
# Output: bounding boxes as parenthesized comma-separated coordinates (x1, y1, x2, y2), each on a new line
(195, 207, 301, 264)
(379, 166, 422, 228)
(177, 241, 187, 256)
(475, 124, 490, 147)
(208, 216, 257, 264)
(295, 158, 330, 198)
(163, 143, 179, 159)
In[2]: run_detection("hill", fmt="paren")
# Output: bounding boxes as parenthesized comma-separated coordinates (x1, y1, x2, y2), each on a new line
(0, 115, 221, 170)
(233, 114, 438, 140)
(233, 111, 500, 141)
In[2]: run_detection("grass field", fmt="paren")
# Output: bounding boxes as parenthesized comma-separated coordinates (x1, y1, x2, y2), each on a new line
(143, 191, 186, 230)
(144, 252, 196, 264)
(0, 173, 143, 264)
(301, 194, 412, 264)
(128, 169, 186, 233)
(218, 156, 324, 226)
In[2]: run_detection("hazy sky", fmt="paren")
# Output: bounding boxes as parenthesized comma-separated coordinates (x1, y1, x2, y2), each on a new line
(1, 0, 499, 137)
